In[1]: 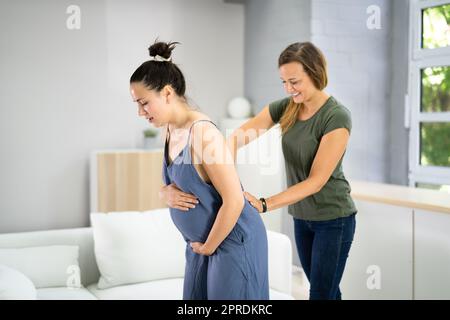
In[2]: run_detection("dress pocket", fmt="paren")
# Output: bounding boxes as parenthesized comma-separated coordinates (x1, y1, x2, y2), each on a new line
(229, 226, 246, 246)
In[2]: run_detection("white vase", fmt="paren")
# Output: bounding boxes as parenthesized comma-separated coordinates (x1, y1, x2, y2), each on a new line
(227, 97, 252, 119)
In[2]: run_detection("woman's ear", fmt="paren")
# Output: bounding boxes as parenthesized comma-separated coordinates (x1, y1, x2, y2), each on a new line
(162, 85, 173, 104)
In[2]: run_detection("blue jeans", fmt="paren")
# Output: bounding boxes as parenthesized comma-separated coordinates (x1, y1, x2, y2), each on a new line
(293, 213, 356, 300)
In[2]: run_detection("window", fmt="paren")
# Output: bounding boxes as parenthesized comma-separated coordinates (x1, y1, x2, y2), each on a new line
(409, 0, 450, 190)
(422, 3, 450, 49)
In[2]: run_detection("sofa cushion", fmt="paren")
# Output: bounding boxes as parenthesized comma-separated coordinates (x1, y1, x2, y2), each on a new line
(0, 245, 81, 288)
(86, 277, 293, 300)
(91, 209, 186, 289)
(0, 228, 99, 287)
(267, 230, 292, 295)
(0, 264, 37, 300)
(87, 278, 184, 300)
(37, 287, 97, 300)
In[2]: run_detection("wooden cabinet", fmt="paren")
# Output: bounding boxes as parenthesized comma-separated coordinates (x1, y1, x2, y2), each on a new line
(90, 149, 166, 213)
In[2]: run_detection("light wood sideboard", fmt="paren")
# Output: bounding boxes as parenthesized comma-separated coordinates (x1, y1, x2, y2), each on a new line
(90, 149, 166, 213)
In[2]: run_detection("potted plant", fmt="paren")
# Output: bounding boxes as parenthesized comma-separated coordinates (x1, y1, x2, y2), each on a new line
(143, 128, 160, 149)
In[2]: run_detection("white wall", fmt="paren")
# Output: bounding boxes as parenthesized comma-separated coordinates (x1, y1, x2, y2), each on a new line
(244, 0, 312, 110)
(0, 0, 244, 233)
(311, 0, 392, 183)
(105, 0, 244, 126)
(0, 0, 109, 233)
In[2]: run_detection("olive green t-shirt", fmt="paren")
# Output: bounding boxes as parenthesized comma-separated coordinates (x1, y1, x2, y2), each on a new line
(269, 96, 357, 221)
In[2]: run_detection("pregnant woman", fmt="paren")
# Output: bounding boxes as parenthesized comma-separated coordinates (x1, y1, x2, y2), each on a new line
(129, 40, 269, 300)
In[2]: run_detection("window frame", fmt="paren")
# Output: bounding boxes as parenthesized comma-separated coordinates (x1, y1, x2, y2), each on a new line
(408, 0, 450, 188)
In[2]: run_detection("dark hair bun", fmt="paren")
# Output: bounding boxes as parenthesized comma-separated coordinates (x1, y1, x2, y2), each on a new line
(148, 40, 179, 59)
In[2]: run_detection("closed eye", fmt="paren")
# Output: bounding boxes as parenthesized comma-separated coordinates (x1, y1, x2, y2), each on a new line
(281, 81, 299, 86)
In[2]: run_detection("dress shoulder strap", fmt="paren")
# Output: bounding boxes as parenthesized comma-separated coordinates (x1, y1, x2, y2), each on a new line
(187, 119, 218, 141)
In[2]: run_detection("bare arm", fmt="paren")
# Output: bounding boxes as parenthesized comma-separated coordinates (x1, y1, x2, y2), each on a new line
(226, 105, 275, 161)
(190, 122, 245, 255)
(246, 128, 350, 212)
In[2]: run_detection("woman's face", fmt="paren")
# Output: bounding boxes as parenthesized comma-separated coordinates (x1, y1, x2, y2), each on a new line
(279, 62, 318, 104)
(130, 82, 170, 128)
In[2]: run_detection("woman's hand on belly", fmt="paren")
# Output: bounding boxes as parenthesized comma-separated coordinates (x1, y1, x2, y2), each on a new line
(159, 183, 199, 211)
(190, 241, 215, 256)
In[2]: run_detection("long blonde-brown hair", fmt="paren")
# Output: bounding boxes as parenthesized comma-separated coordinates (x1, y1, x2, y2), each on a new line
(278, 42, 328, 134)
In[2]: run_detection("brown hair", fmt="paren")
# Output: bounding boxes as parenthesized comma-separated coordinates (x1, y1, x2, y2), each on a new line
(278, 42, 328, 134)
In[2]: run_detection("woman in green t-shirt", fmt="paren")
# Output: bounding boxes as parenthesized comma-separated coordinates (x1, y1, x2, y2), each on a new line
(227, 42, 357, 300)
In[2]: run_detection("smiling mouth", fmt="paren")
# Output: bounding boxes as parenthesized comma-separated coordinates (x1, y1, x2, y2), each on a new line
(292, 93, 300, 97)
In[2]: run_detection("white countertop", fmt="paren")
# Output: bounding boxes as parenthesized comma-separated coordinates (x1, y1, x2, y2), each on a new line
(350, 180, 450, 214)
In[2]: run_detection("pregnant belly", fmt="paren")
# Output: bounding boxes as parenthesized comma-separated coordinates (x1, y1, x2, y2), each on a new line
(170, 207, 216, 242)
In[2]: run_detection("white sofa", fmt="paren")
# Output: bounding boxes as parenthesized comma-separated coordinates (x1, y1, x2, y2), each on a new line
(0, 212, 294, 300)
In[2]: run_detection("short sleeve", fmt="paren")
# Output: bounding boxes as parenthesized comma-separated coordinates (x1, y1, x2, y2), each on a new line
(268, 97, 290, 124)
(322, 106, 352, 136)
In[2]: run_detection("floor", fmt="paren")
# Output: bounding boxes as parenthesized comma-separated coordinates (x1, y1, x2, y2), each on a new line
(291, 265, 309, 300)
